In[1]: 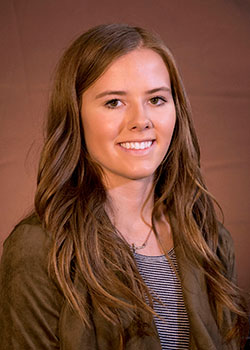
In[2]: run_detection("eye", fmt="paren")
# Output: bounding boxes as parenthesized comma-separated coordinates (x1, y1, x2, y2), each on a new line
(105, 99, 122, 109)
(149, 96, 167, 106)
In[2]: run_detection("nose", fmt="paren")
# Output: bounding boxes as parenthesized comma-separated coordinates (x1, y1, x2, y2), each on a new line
(127, 104, 153, 131)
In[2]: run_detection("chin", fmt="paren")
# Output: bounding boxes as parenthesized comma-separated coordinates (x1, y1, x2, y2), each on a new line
(125, 171, 155, 181)
(100, 165, 157, 185)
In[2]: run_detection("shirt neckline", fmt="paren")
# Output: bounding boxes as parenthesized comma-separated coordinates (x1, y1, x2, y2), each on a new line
(133, 247, 174, 259)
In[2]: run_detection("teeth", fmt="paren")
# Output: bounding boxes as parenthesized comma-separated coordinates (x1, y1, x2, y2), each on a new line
(120, 141, 153, 150)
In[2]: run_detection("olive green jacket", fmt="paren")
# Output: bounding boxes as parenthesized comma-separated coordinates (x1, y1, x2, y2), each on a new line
(0, 215, 236, 349)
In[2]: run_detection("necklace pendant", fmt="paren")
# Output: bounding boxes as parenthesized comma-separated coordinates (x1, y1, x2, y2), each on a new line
(131, 243, 137, 253)
(131, 242, 146, 253)
(117, 227, 152, 254)
(130, 228, 152, 253)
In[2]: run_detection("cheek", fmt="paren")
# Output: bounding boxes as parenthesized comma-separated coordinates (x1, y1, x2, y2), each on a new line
(83, 112, 122, 144)
(160, 109, 176, 137)
(83, 126, 102, 158)
(82, 117, 118, 159)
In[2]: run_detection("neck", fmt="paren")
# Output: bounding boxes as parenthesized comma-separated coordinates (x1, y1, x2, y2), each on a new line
(104, 175, 173, 256)
(106, 177, 154, 235)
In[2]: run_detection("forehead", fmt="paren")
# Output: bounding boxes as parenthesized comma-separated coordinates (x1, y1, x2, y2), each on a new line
(105, 48, 168, 74)
(84, 48, 171, 95)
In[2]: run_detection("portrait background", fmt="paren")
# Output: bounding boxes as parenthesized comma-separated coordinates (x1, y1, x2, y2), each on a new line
(0, 0, 249, 295)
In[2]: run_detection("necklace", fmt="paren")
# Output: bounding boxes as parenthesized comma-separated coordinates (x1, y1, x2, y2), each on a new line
(131, 229, 152, 253)
(128, 228, 153, 253)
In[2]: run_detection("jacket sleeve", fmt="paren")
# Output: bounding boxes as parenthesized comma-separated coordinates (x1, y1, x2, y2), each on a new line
(0, 219, 64, 349)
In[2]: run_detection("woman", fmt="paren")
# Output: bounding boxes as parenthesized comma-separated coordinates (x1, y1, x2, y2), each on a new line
(0, 23, 248, 349)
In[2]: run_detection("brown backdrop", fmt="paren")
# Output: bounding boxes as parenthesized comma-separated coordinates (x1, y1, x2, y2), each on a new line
(0, 0, 249, 295)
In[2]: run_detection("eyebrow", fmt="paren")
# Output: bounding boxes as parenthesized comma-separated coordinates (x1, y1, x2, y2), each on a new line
(95, 86, 171, 99)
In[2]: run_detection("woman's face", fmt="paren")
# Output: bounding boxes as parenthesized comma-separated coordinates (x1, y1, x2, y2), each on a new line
(81, 48, 176, 186)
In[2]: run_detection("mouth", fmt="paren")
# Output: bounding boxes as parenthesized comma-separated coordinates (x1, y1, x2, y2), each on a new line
(119, 140, 154, 150)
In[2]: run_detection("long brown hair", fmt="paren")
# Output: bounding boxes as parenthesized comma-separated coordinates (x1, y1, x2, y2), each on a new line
(35, 24, 248, 348)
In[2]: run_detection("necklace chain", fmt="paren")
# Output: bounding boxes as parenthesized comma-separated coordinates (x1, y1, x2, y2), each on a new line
(117, 227, 153, 253)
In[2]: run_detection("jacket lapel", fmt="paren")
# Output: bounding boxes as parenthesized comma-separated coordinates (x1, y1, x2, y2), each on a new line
(175, 244, 224, 350)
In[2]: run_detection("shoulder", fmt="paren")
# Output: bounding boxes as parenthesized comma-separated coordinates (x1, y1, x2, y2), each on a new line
(216, 222, 236, 281)
(1, 212, 56, 294)
(217, 222, 234, 257)
(217, 222, 233, 248)
(3, 213, 49, 252)
(0, 214, 64, 348)
(1, 214, 53, 279)
(0, 212, 57, 298)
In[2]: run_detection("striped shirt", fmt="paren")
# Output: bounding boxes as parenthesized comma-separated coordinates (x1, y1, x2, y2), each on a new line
(134, 248, 190, 349)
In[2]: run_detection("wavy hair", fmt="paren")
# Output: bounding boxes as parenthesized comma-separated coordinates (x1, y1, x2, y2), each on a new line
(35, 24, 248, 348)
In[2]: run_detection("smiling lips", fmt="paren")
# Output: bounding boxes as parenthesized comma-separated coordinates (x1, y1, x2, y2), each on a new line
(119, 141, 153, 150)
